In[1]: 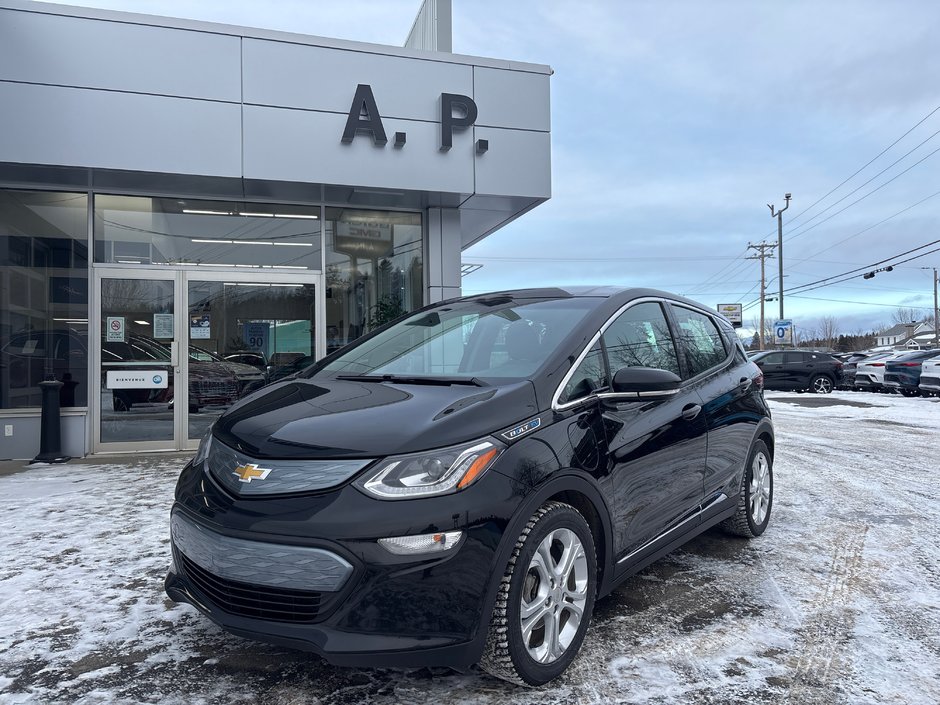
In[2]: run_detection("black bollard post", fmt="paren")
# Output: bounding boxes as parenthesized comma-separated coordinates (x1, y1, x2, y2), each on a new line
(30, 378, 71, 464)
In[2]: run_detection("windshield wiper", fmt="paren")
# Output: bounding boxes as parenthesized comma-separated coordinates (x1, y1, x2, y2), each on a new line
(335, 374, 486, 387)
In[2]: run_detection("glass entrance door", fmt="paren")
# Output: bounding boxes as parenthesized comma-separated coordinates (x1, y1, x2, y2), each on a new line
(95, 270, 181, 450)
(184, 276, 319, 444)
(93, 268, 320, 453)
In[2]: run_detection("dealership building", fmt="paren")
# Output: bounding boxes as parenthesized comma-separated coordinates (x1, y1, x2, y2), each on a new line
(0, 0, 551, 458)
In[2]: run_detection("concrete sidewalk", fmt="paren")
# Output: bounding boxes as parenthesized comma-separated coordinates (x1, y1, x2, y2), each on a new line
(0, 450, 193, 477)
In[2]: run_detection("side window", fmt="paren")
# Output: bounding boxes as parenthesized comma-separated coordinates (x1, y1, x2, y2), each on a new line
(784, 352, 804, 364)
(670, 306, 728, 377)
(602, 302, 680, 376)
(760, 352, 784, 364)
(558, 341, 608, 404)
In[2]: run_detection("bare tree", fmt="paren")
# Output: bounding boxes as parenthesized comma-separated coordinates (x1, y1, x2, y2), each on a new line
(819, 315, 839, 350)
(747, 316, 775, 349)
(891, 307, 919, 326)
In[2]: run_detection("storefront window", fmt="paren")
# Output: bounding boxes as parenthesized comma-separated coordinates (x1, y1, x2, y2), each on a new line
(0, 190, 89, 409)
(325, 208, 423, 353)
(94, 196, 322, 270)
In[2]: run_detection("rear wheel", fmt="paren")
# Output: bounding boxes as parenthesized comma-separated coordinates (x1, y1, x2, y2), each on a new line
(810, 375, 833, 394)
(480, 501, 597, 686)
(722, 440, 773, 538)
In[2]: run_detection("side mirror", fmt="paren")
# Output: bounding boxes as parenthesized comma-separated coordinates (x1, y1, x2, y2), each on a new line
(607, 367, 681, 400)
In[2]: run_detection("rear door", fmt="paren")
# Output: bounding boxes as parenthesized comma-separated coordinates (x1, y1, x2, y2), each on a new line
(784, 351, 811, 387)
(669, 306, 755, 509)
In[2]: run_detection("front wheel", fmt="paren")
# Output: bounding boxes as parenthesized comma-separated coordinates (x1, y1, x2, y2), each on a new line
(810, 375, 833, 394)
(722, 440, 773, 538)
(480, 501, 597, 686)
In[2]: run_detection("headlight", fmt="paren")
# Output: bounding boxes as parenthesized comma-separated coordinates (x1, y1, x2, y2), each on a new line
(193, 428, 213, 466)
(357, 438, 505, 500)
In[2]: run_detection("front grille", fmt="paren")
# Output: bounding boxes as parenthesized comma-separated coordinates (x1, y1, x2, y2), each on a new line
(192, 379, 238, 397)
(180, 553, 323, 623)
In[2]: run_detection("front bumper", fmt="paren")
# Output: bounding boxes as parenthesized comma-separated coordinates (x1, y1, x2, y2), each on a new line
(165, 458, 522, 668)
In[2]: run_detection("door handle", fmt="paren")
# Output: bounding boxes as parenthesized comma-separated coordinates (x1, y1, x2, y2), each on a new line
(681, 403, 701, 421)
(738, 376, 752, 391)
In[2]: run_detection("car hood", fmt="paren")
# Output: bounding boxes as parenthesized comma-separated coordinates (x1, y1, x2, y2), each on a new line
(188, 360, 237, 381)
(213, 377, 539, 459)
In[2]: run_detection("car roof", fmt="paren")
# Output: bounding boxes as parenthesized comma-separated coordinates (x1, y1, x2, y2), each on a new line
(458, 286, 717, 313)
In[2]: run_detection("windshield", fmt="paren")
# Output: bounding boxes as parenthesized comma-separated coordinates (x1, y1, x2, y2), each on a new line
(319, 297, 600, 380)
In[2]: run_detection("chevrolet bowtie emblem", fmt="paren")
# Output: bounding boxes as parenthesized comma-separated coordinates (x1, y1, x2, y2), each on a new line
(232, 463, 272, 483)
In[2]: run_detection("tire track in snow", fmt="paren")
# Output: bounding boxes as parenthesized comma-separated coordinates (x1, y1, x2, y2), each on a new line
(784, 523, 868, 705)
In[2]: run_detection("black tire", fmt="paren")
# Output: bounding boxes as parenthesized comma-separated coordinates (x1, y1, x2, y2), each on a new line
(721, 440, 773, 538)
(810, 375, 833, 394)
(480, 501, 597, 686)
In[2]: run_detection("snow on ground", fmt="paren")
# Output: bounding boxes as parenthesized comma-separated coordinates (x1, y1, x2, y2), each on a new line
(1, 391, 939, 704)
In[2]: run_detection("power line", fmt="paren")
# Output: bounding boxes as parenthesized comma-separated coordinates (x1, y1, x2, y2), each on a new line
(758, 102, 940, 240)
(789, 294, 934, 310)
(783, 143, 940, 244)
(789, 188, 940, 264)
(784, 239, 940, 295)
(784, 124, 940, 239)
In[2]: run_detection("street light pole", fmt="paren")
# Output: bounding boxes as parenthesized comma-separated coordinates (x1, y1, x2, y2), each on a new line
(768, 193, 791, 323)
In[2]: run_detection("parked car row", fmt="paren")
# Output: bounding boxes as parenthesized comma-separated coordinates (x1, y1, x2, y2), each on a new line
(747, 347, 940, 396)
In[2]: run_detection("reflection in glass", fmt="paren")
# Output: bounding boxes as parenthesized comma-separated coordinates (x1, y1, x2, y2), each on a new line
(94, 196, 322, 270)
(99, 278, 175, 444)
(670, 306, 727, 377)
(187, 280, 317, 439)
(604, 302, 680, 376)
(0, 190, 88, 409)
(325, 208, 422, 354)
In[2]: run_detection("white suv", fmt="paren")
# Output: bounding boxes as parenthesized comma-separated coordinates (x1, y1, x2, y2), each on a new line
(854, 351, 906, 391)
(919, 357, 940, 396)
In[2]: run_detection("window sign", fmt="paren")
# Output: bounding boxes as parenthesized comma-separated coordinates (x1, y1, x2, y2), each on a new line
(106, 370, 168, 389)
(106, 316, 125, 342)
(153, 313, 174, 339)
(243, 322, 270, 353)
(190, 314, 211, 339)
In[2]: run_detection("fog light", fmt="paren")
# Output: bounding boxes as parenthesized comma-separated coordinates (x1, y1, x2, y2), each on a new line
(378, 530, 463, 555)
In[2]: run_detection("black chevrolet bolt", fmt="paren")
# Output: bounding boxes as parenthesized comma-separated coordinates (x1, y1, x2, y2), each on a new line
(165, 286, 774, 686)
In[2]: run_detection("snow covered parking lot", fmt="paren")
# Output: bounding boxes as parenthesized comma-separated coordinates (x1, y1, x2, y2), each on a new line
(2, 391, 939, 705)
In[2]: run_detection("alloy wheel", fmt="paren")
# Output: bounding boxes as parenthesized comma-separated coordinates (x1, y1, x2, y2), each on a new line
(812, 377, 833, 394)
(519, 528, 589, 664)
(749, 451, 771, 525)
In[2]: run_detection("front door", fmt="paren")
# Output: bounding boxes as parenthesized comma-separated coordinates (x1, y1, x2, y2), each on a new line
(93, 269, 320, 453)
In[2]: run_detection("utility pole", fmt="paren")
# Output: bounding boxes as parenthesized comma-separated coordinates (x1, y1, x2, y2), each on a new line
(747, 242, 777, 350)
(768, 193, 791, 322)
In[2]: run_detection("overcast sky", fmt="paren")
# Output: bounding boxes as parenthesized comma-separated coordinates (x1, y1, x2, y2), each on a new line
(46, 0, 940, 336)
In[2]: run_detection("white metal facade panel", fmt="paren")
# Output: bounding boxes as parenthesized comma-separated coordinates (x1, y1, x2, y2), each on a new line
(473, 67, 551, 132)
(242, 38, 471, 120)
(0, 82, 242, 176)
(0, 8, 241, 102)
(473, 127, 552, 198)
